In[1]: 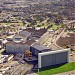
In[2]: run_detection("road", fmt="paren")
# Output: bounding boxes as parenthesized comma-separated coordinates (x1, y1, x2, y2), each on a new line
(51, 28, 66, 50)
(43, 28, 66, 50)
(53, 28, 66, 45)
(63, 20, 75, 24)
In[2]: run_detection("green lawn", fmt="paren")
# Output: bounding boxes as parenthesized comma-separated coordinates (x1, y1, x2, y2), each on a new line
(37, 62, 75, 75)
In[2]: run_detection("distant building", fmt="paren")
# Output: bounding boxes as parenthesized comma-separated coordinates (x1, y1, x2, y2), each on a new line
(13, 34, 27, 43)
(24, 28, 47, 41)
(19, 30, 31, 38)
(13, 31, 31, 42)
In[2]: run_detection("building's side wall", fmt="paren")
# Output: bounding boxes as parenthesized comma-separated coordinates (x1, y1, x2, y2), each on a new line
(30, 47, 39, 56)
(38, 49, 70, 68)
(30, 46, 50, 56)
(6, 44, 30, 54)
(41, 52, 68, 67)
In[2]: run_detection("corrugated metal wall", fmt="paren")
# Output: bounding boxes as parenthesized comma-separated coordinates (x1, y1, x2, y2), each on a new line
(41, 52, 68, 68)
(6, 44, 30, 54)
(30, 47, 39, 56)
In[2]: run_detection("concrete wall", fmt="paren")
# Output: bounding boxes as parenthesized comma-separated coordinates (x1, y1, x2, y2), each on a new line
(38, 49, 70, 68)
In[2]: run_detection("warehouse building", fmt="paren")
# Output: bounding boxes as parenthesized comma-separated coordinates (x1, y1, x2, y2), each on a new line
(6, 40, 35, 54)
(6, 41, 70, 69)
(19, 31, 31, 38)
(38, 48, 70, 68)
(13, 31, 31, 42)
(30, 44, 50, 56)
(5, 28, 70, 69)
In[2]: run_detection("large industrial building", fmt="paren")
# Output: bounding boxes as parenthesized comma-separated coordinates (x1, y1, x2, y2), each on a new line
(5, 28, 70, 69)
(38, 49, 70, 68)
(6, 41, 70, 69)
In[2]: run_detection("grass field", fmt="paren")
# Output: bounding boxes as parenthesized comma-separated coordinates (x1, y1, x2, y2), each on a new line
(0, 22, 23, 26)
(37, 62, 75, 75)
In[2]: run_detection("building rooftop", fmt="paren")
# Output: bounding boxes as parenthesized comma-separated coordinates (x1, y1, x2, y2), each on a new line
(6, 39, 35, 46)
(31, 44, 50, 51)
(24, 28, 47, 37)
(19, 30, 31, 37)
(14, 34, 26, 38)
(25, 40, 35, 46)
